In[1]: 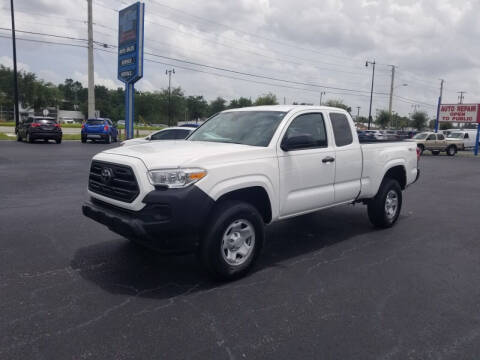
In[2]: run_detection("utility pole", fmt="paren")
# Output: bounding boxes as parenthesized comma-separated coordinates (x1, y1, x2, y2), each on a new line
(388, 65, 396, 116)
(457, 91, 466, 104)
(166, 68, 175, 126)
(411, 104, 420, 113)
(10, 0, 20, 130)
(87, 0, 95, 119)
(356, 106, 360, 121)
(434, 79, 444, 133)
(366, 60, 376, 130)
(283, 96, 286, 105)
(319, 91, 325, 106)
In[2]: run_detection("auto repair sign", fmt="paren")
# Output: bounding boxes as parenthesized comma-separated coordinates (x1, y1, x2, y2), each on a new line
(439, 104, 480, 123)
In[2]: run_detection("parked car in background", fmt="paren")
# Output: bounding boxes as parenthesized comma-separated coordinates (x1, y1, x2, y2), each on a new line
(81, 118, 118, 144)
(357, 130, 375, 142)
(446, 130, 478, 150)
(121, 126, 196, 146)
(362, 130, 387, 140)
(411, 131, 461, 156)
(16, 116, 62, 144)
(117, 120, 125, 126)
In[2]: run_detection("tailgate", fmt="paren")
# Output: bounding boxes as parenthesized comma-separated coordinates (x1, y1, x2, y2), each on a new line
(86, 124, 105, 133)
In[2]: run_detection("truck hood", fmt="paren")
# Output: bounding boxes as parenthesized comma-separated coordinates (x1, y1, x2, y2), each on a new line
(101, 140, 274, 169)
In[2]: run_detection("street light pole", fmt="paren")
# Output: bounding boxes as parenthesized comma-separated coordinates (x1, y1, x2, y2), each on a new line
(366, 60, 375, 130)
(434, 79, 444, 133)
(319, 91, 325, 105)
(10, 0, 20, 130)
(87, 0, 95, 119)
(388, 65, 396, 116)
(166, 68, 175, 126)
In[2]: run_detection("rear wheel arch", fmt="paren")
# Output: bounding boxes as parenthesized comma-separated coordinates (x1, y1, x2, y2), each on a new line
(383, 165, 407, 190)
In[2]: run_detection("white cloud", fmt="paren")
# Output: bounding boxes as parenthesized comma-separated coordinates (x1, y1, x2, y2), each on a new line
(0, 56, 30, 72)
(2, 0, 480, 117)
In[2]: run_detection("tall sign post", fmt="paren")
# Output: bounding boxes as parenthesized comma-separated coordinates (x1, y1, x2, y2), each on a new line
(438, 103, 480, 156)
(118, 2, 144, 140)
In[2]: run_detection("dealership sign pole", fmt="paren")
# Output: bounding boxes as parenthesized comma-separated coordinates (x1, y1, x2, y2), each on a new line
(438, 104, 480, 156)
(118, 2, 144, 140)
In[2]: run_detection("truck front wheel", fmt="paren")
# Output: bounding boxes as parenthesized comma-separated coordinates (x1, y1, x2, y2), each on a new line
(367, 178, 402, 228)
(200, 200, 264, 281)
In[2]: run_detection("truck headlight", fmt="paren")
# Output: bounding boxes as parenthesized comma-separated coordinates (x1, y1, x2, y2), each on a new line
(147, 168, 207, 188)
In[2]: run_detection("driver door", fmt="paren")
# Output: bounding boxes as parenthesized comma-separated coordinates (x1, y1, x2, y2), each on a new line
(277, 112, 336, 218)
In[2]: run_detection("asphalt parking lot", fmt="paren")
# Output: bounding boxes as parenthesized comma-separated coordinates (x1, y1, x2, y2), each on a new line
(1, 141, 480, 359)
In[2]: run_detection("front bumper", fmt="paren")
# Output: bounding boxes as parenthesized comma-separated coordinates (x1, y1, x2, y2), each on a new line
(82, 186, 214, 253)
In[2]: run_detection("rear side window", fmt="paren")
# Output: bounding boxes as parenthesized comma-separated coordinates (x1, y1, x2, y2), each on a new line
(87, 119, 104, 125)
(437, 134, 445, 140)
(330, 113, 353, 147)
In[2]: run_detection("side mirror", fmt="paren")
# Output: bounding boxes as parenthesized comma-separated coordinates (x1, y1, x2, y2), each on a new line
(146, 135, 151, 141)
(281, 134, 317, 151)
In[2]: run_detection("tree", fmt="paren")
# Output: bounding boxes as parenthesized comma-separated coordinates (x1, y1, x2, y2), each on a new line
(440, 122, 451, 130)
(254, 93, 278, 106)
(186, 95, 208, 120)
(410, 111, 428, 131)
(229, 97, 252, 109)
(375, 110, 391, 129)
(324, 99, 351, 113)
(208, 97, 227, 116)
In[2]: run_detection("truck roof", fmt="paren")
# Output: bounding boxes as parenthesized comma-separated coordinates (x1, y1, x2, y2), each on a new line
(222, 105, 349, 113)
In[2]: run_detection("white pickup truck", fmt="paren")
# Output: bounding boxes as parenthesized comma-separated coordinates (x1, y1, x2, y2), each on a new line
(83, 106, 420, 280)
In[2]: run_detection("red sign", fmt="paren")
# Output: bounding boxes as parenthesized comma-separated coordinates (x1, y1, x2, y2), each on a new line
(439, 104, 480, 123)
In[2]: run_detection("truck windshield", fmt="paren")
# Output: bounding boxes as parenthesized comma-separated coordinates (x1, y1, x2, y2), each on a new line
(413, 133, 428, 139)
(188, 111, 287, 146)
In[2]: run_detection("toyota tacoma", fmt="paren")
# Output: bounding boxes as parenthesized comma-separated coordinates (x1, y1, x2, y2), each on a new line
(82, 106, 420, 280)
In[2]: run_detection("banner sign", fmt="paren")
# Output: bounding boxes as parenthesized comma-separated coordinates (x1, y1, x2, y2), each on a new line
(439, 104, 480, 123)
(118, 2, 144, 84)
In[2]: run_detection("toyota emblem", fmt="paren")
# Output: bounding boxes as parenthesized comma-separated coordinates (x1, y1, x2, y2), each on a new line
(101, 167, 113, 184)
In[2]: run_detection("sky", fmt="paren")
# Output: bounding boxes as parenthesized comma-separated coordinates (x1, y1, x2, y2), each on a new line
(1, 0, 479, 119)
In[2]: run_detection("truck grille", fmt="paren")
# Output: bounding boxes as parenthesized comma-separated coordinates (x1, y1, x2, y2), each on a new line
(88, 161, 140, 203)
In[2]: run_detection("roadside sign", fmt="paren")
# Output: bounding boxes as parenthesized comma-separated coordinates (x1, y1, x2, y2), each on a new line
(439, 104, 480, 123)
(118, 2, 144, 84)
(118, 2, 144, 140)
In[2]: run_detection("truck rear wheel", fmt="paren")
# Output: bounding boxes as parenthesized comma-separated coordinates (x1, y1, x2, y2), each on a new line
(200, 200, 264, 281)
(367, 178, 402, 228)
(446, 145, 457, 156)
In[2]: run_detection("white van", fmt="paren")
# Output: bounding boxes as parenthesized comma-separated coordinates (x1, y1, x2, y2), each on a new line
(446, 130, 478, 149)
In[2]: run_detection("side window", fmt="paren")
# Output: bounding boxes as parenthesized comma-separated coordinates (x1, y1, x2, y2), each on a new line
(330, 113, 353, 147)
(151, 130, 176, 140)
(465, 133, 469, 139)
(174, 129, 191, 139)
(282, 113, 327, 149)
(437, 134, 445, 140)
(427, 134, 436, 140)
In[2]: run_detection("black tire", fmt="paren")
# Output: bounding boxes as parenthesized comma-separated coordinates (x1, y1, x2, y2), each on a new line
(26, 132, 33, 143)
(367, 178, 402, 228)
(56, 138, 62, 144)
(446, 145, 457, 156)
(105, 134, 111, 144)
(81, 136, 87, 143)
(16, 133, 22, 142)
(431, 150, 440, 156)
(200, 200, 264, 281)
(417, 144, 424, 155)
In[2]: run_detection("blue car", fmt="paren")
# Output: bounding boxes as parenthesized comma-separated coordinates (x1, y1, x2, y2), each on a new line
(81, 118, 118, 144)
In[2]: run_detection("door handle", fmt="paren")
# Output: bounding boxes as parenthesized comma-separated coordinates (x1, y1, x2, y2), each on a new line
(322, 156, 335, 163)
